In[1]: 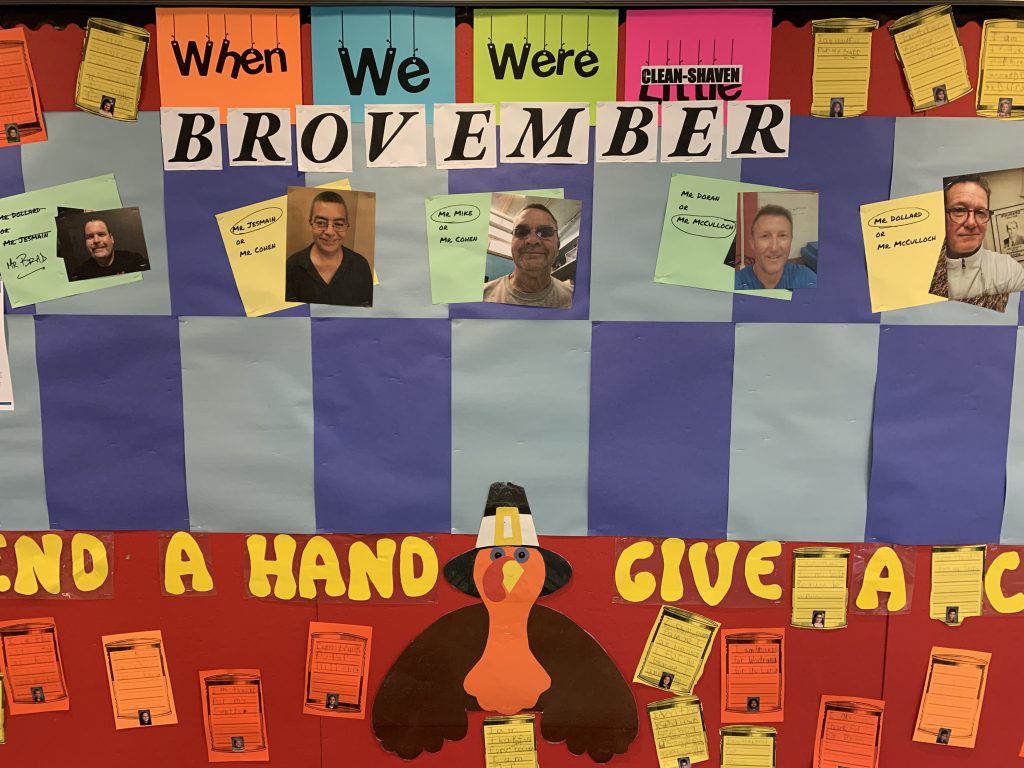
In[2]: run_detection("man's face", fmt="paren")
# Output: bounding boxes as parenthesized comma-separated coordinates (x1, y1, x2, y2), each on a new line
(750, 214, 793, 280)
(309, 201, 348, 257)
(84, 220, 114, 261)
(510, 208, 559, 277)
(945, 182, 989, 258)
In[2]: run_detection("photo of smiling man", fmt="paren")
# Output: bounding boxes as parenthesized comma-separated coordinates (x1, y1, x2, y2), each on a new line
(57, 207, 151, 282)
(734, 191, 819, 291)
(483, 193, 582, 309)
(284, 188, 375, 307)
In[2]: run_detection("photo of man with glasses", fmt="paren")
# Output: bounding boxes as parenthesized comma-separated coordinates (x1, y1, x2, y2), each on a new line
(483, 201, 575, 308)
(929, 173, 1024, 310)
(286, 190, 373, 306)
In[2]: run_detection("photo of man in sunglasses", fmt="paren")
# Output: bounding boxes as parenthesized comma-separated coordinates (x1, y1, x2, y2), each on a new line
(483, 202, 575, 308)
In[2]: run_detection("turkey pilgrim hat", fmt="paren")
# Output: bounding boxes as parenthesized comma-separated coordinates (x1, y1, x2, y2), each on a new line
(443, 482, 572, 597)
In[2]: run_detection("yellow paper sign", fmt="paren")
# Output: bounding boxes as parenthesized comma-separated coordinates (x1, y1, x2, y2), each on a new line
(75, 18, 150, 121)
(634, 606, 720, 695)
(977, 20, 1024, 118)
(913, 646, 990, 749)
(720, 725, 777, 768)
(861, 191, 947, 312)
(811, 18, 879, 118)
(649, 696, 709, 768)
(791, 547, 850, 630)
(216, 179, 350, 317)
(889, 5, 971, 111)
(102, 630, 178, 729)
(483, 714, 539, 768)
(930, 545, 985, 625)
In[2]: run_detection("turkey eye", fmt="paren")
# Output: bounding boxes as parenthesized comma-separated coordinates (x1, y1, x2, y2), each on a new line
(514, 548, 530, 562)
(489, 547, 505, 561)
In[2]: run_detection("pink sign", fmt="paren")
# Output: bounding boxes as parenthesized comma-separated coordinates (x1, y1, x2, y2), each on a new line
(624, 9, 772, 107)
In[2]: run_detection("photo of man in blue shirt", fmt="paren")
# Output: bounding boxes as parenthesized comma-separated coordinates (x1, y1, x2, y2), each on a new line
(735, 204, 817, 290)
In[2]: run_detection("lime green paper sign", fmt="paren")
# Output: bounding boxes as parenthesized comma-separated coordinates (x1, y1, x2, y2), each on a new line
(655, 174, 791, 300)
(474, 9, 618, 124)
(0, 174, 140, 307)
(426, 188, 563, 304)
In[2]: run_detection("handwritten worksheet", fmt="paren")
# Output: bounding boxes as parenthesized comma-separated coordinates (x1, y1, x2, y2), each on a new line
(635, 605, 720, 694)
(483, 714, 539, 768)
(721, 629, 784, 723)
(889, 4, 971, 111)
(810, 18, 878, 117)
(0, 617, 70, 714)
(102, 630, 177, 729)
(791, 547, 850, 629)
(977, 19, 1024, 118)
(648, 696, 710, 768)
(303, 621, 372, 718)
(913, 647, 990, 749)
(75, 18, 150, 121)
(199, 669, 270, 762)
(929, 545, 986, 625)
(813, 695, 884, 768)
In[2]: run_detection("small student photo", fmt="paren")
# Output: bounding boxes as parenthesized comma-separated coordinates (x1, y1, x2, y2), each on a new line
(929, 169, 1024, 312)
(325, 692, 340, 710)
(746, 696, 760, 713)
(936, 727, 951, 744)
(811, 610, 826, 628)
(677, 757, 691, 768)
(285, 187, 375, 307)
(57, 207, 151, 281)
(945, 606, 959, 625)
(933, 84, 948, 105)
(31, 685, 45, 702)
(658, 671, 674, 689)
(138, 708, 152, 725)
(4, 123, 20, 144)
(100, 95, 116, 116)
(829, 97, 844, 118)
(484, 193, 582, 309)
(998, 97, 1013, 117)
(231, 736, 245, 752)
(733, 190, 819, 291)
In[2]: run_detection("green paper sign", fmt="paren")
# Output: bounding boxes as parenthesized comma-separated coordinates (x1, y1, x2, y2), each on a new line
(474, 9, 618, 125)
(0, 175, 140, 307)
(655, 174, 792, 301)
(426, 188, 563, 304)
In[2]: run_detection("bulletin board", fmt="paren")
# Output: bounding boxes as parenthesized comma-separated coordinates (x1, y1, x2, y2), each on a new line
(1, 3, 1024, 767)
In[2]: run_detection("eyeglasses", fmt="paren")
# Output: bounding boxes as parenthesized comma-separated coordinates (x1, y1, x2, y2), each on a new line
(512, 224, 557, 239)
(311, 218, 349, 233)
(946, 207, 991, 224)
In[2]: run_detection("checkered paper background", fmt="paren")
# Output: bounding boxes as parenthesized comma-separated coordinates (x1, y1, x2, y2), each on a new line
(5, 112, 1024, 545)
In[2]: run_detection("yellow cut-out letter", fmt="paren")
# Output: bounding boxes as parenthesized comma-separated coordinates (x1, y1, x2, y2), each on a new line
(71, 533, 109, 592)
(0, 534, 9, 592)
(615, 540, 656, 602)
(659, 538, 686, 602)
(744, 540, 783, 601)
(984, 551, 1024, 614)
(855, 546, 907, 611)
(348, 539, 397, 601)
(14, 534, 63, 596)
(400, 536, 438, 598)
(298, 536, 345, 599)
(163, 532, 214, 595)
(247, 534, 298, 599)
(689, 541, 740, 606)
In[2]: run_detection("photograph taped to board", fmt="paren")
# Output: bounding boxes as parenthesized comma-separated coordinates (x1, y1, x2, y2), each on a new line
(58, 207, 151, 282)
(484, 193, 582, 309)
(928, 168, 1024, 312)
(731, 190, 819, 292)
(285, 186, 376, 307)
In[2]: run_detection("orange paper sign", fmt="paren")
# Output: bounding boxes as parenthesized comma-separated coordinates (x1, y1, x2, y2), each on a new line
(0, 617, 70, 714)
(199, 668, 270, 762)
(102, 630, 178, 729)
(0, 28, 47, 148)
(720, 628, 785, 723)
(302, 621, 372, 718)
(913, 646, 990, 749)
(813, 695, 884, 768)
(155, 8, 302, 122)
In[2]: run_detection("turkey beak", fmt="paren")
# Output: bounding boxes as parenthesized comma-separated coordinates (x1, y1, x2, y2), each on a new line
(502, 560, 524, 594)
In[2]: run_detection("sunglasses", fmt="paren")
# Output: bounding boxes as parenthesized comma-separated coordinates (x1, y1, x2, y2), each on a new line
(512, 224, 557, 239)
